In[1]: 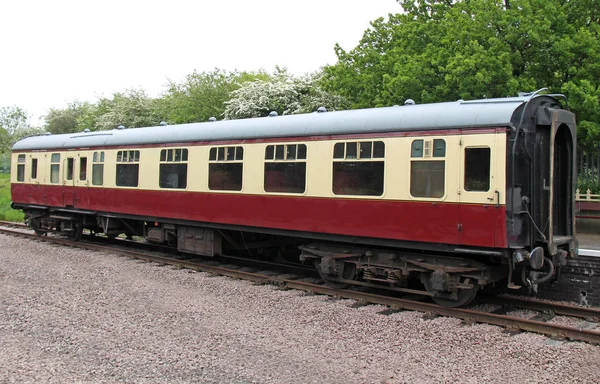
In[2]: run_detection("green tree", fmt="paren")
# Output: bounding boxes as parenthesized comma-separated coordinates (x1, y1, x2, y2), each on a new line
(324, 0, 600, 144)
(158, 69, 270, 124)
(0, 106, 44, 152)
(44, 101, 95, 134)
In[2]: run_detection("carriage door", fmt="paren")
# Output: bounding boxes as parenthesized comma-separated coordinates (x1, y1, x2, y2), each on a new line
(547, 111, 576, 254)
(63, 156, 76, 207)
(458, 132, 498, 247)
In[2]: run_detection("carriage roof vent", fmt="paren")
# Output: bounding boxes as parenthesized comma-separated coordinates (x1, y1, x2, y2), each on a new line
(317, 106, 327, 113)
(404, 99, 415, 106)
(159, 121, 167, 126)
(457, 99, 464, 103)
(208, 117, 217, 122)
(117, 125, 125, 130)
(83, 128, 90, 133)
(269, 111, 278, 117)
(45, 132, 52, 135)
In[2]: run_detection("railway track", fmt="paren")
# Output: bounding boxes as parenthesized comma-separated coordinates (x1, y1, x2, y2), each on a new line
(1, 223, 599, 344)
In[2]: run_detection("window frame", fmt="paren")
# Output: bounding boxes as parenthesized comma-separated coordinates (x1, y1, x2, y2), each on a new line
(208, 146, 243, 192)
(16, 154, 26, 182)
(464, 146, 492, 192)
(409, 138, 447, 199)
(92, 151, 104, 186)
(115, 150, 140, 188)
(159, 148, 189, 190)
(263, 144, 307, 194)
(50, 153, 60, 184)
(31, 158, 38, 180)
(332, 141, 385, 197)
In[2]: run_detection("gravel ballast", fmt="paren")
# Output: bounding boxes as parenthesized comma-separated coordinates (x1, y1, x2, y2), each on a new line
(1, 234, 599, 383)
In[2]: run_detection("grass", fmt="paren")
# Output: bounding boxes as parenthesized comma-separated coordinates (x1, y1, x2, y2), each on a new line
(0, 173, 24, 222)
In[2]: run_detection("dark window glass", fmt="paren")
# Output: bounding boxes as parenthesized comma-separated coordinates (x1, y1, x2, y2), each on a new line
(275, 145, 285, 160)
(217, 147, 225, 161)
(182, 149, 188, 161)
(411, 140, 423, 157)
(93, 152, 98, 162)
(92, 164, 104, 186)
(50, 165, 60, 184)
(160, 149, 167, 162)
(287, 145, 296, 160)
(226, 147, 235, 161)
(265, 145, 274, 160)
(360, 142, 372, 159)
(209, 163, 243, 191)
(333, 143, 344, 159)
(465, 147, 491, 191)
(297, 144, 307, 159)
(373, 141, 385, 158)
(79, 157, 87, 180)
(167, 149, 173, 162)
(66, 158, 74, 180)
(50, 154, 60, 183)
(433, 139, 446, 157)
(31, 159, 38, 179)
(333, 161, 384, 196)
(264, 162, 306, 193)
(236, 147, 243, 160)
(346, 142, 357, 159)
(175, 149, 182, 162)
(17, 155, 25, 182)
(17, 165, 25, 182)
(410, 160, 445, 198)
(100, 152, 104, 162)
(116, 164, 139, 187)
(210, 148, 217, 161)
(117, 151, 122, 162)
(160, 164, 188, 189)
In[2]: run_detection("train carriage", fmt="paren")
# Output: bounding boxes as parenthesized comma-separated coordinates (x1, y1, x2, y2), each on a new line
(10, 90, 577, 307)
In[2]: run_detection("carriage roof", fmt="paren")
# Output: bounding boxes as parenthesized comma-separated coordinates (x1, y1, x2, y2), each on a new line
(12, 95, 557, 151)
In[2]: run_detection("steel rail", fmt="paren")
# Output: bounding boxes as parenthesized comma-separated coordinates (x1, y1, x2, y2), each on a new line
(485, 295, 600, 321)
(1, 227, 599, 344)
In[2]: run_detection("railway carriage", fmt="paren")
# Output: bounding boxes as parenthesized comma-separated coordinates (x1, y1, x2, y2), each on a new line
(10, 90, 577, 307)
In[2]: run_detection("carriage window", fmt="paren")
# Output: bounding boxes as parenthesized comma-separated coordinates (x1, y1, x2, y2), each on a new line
(264, 144, 306, 193)
(160, 148, 188, 189)
(209, 146, 243, 191)
(66, 158, 74, 181)
(410, 139, 445, 198)
(464, 147, 491, 191)
(116, 150, 140, 187)
(79, 157, 87, 181)
(31, 158, 38, 180)
(332, 141, 384, 196)
(50, 153, 60, 184)
(16, 154, 25, 182)
(92, 151, 104, 186)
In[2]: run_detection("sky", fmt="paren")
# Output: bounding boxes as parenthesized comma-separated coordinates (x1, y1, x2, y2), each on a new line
(0, 0, 401, 125)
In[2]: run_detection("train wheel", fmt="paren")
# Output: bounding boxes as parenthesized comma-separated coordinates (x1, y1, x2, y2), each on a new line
(315, 261, 356, 290)
(423, 276, 479, 308)
(31, 219, 47, 236)
(67, 221, 83, 241)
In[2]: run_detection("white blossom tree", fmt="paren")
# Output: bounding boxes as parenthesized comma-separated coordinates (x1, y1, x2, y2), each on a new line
(223, 70, 348, 120)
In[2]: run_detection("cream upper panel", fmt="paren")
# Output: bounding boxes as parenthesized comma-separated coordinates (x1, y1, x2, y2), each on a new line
(11, 131, 507, 204)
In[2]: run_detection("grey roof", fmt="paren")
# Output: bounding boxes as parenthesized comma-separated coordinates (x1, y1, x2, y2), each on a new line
(12, 96, 539, 151)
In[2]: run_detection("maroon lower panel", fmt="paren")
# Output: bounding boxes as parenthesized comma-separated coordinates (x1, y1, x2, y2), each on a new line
(11, 184, 507, 248)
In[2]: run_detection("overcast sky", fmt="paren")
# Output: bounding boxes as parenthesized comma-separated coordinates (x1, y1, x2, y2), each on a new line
(0, 0, 400, 124)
